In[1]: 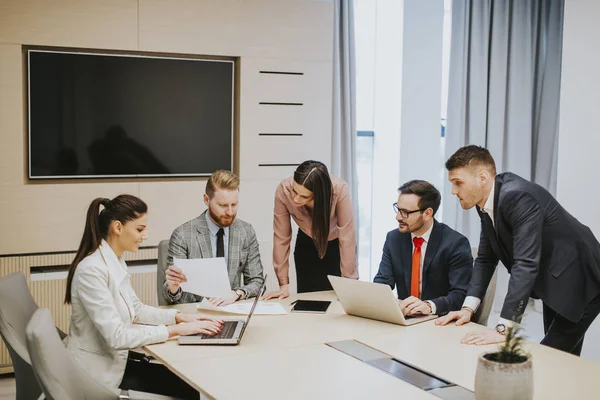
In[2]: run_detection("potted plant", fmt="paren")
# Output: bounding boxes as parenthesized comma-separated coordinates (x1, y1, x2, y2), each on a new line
(474, 324, 533, 400)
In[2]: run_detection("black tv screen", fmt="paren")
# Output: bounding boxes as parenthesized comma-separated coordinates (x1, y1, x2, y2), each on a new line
(27, 50, 234, 179)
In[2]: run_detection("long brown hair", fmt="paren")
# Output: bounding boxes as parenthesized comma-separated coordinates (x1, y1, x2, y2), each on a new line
(294, 161, 332, 259)
(64, 195, 148, 304)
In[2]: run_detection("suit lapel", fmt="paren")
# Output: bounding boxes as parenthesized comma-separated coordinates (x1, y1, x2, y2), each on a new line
(493, 175, 502, 230)
(422, 220, 441, 290)
(195, 212, 213, 258)
(227, 222, 241, 281)
(477, 205, 508, 264)
(99, 242, 135, 321)
(491, 176, 510, 264)
(401, 233, 413, 295)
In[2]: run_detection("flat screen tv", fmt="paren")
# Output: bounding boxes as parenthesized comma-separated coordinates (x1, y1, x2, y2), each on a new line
(27, 49, 234, 179)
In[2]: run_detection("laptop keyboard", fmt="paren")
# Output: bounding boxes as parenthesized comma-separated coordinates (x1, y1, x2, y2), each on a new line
(197, 320, 240, 339)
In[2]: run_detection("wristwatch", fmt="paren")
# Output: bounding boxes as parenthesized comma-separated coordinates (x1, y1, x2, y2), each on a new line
(234, 289, 246, 300)
(495, 323, 507, 336)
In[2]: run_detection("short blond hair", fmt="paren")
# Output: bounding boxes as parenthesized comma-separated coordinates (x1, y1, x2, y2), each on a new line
(205, 170, 240, 198)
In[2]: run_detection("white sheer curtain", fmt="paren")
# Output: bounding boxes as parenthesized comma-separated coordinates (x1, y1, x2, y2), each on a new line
(443, 0, 564, 245)
(332, 0, 358, 227)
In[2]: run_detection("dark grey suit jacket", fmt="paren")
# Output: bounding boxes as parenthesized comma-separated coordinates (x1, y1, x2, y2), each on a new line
(162, 211, 264, 304)
(374, 220, 473, 315)
(470, 172, 600, 323)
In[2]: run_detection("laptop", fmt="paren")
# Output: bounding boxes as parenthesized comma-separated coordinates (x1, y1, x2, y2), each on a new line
(327, 275, 437, 326)
(178, 276, 267, 345)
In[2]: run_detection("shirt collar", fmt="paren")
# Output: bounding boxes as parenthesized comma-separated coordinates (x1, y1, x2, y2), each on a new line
(483, 181, 496, 215)
(411, 222, 434, 243)
(205, 212, 229, 237)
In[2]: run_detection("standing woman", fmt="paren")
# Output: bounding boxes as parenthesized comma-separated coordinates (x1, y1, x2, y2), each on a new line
(263, 160, 358, 300)
(65, 195, 223, 399)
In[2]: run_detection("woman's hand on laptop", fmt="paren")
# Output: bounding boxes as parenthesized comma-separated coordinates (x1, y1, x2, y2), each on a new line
(168, 320, 223, 338)
(165, 265, 187, 294)
(400, 296, 432, 316)
(176, 312, 224, 325)
(262, 284, 290, 300)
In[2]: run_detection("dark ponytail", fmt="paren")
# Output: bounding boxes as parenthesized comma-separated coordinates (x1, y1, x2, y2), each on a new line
(294, 161, 332, 259)
(64, 195, 147, 304)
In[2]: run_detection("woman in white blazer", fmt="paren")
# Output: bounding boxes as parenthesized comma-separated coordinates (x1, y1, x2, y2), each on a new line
(65, 195, 223, 399)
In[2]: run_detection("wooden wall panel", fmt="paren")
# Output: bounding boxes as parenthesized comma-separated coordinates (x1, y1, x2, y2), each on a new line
(238, 58, 332, 181)
(30, 279, 71, 333)
(131, 271, 159, 307)
(0, 183, 141, 254)
(0, 0, 138, 50)
(138, 0, 333, 61)
(138, 180, 208, 247)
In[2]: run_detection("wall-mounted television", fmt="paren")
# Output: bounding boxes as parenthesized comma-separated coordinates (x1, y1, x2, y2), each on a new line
(27, 49, 234, 179)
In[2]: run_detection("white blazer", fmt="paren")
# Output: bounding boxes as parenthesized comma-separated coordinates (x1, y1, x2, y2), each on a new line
(66, 240, 178, 390)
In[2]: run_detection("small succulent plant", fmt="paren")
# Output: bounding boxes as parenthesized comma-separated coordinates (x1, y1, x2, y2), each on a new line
(485, 324, 530, 364)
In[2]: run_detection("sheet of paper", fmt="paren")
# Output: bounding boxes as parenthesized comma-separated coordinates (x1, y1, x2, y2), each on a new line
(197, 299, 288, 315)
(174, 257, 232, 298)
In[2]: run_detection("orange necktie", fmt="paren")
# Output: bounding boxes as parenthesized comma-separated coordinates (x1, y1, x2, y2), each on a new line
(411, 237, 425, 298)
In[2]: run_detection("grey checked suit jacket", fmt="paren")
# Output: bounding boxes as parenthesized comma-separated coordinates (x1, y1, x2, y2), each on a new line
(162, 211, 264, 304)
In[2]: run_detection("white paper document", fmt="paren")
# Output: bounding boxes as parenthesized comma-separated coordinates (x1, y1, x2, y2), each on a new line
(197, 299, 288, 315)
(174, 257, 232, 298)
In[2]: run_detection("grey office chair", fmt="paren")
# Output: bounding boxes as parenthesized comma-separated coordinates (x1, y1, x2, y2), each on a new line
(0, 272, 66, 400)
(157, 239, 170, 306)
(26, 308, 181, 400)
(470, 247, 499, 326)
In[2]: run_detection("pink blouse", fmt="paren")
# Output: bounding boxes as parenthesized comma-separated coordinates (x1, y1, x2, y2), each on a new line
(273, 176, 358, 285)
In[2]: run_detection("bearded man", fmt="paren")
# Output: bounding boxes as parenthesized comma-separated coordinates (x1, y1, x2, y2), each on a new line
(374, 180, 473, 317)
(163, 170, 264, 306)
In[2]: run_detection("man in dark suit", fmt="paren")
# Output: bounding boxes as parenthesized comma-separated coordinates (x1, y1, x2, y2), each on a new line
(374, 180, 473, 317)
(437, 145, 600, 356)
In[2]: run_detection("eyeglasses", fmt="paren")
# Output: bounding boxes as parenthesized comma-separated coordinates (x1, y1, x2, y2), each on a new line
(393, 203, 425, 219)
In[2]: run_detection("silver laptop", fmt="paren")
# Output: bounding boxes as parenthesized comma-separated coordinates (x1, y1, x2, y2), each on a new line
(328, 275, 437, 326)
(178, 277, 267, 345)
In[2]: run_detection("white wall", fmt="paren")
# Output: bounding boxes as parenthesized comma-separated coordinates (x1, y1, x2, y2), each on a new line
(557, 0, 600, 362)
(398, 0, 444, 189)
(369, 0, 445, 277)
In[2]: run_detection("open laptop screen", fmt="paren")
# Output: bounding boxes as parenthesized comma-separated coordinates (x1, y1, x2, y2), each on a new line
(238, 275, 267, 339)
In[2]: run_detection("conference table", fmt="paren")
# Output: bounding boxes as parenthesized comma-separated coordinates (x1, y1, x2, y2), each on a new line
(144, 291, 600, 399)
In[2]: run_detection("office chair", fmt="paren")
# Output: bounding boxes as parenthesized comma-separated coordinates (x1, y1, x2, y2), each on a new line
(26, 308, 180, 400)
(0, 272, 66, 400)
(157, 239, 170, 306)
(470, 248, 499, 326)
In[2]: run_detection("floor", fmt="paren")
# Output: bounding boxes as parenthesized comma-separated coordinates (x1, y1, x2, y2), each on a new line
(0, 374, 15, 400)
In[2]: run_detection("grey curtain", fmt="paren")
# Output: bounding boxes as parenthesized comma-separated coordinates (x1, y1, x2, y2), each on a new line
(443, 0, 564, 245)
(332, 0, 358, 225)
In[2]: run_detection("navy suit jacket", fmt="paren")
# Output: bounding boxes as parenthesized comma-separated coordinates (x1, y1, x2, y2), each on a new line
(470, 172, 600, 323)
(374, 220, 473, 315)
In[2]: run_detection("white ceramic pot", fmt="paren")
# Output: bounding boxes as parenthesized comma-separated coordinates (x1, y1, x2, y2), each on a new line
(474, 353, 533, 400)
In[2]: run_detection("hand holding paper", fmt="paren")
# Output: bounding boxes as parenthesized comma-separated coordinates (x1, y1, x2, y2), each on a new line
(174, 257, 232, 298)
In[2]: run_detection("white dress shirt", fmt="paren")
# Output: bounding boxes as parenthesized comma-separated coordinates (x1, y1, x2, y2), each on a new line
(411, 224, 437, 314)
(461, 182, 515, 328)
(205, 212, 230, 262)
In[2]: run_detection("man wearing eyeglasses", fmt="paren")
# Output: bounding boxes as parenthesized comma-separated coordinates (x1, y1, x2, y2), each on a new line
(374, 180, 474, 317)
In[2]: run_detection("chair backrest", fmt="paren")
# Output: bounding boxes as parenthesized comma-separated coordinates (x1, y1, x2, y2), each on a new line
(0, 272, 43, 400)
(26, 308, 119, 400)
(157, 239, 170, 306)
(470, 247, 499, 326)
